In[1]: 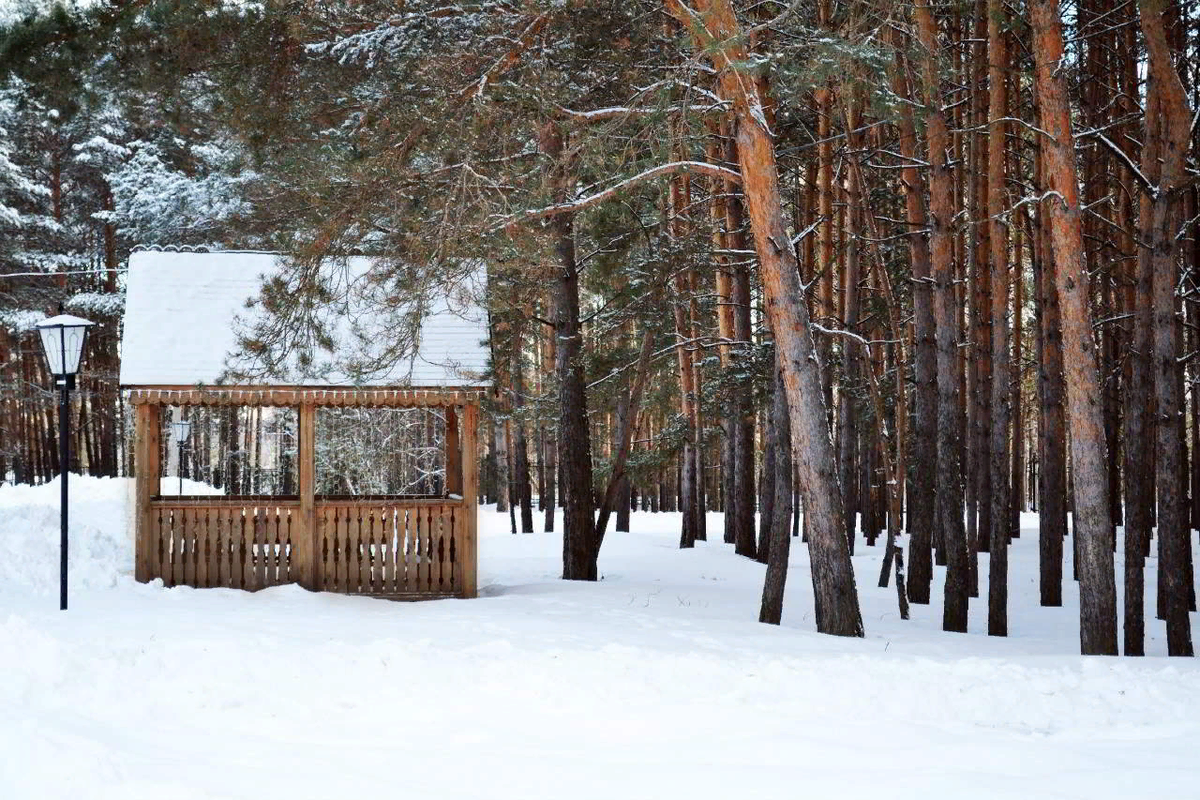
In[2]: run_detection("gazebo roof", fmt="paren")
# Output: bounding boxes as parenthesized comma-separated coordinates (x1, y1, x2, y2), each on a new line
(120, 250, 490, 389)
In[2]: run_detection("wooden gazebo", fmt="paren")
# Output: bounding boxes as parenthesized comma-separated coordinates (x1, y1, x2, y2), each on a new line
(121, 251, 488, 599)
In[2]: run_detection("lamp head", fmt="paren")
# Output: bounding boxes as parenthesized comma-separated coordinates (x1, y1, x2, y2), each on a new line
(35, 315, 95, 386)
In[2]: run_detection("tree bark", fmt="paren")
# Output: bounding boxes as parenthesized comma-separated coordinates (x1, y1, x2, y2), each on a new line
(889, 33, 937, 605)
(986, 0, 1011, 637)
(1138, 0, 1195, 656)
(669, 0, 863, 636)
(915, 0, 970, 633)
(759, 363, 793, 624)
(1029, 0, 1119, 654)
(541, 123, 598, 581)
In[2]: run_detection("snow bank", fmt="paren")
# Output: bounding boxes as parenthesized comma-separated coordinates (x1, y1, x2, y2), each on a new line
(0, 476, 133, 596)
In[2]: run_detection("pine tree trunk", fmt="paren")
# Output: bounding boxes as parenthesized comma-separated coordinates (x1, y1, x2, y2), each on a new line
(889, 33, 937, 605)
(725, 143, 758, 558)
(986, 0, 1011, 637)
(541, 123, 597, 581)
(1029, 0, 1118, 654)
(1138, 0, 1195, 656)
(914, 0, 970, 633)
(669, 0, 863, 636)
(759, 364, 793, 624)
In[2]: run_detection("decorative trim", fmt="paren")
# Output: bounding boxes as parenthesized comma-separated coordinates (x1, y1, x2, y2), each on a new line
(126, 385, 487, 408)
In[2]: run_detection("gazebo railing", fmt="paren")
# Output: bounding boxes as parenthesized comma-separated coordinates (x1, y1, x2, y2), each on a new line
(147, 498, 299, 591)
(315, 499, 465, 597)
(145, 496, 469, 597)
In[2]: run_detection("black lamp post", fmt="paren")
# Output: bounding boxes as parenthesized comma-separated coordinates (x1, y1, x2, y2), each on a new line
(35, 314, 95, 611)
(171, 418, 192, 496)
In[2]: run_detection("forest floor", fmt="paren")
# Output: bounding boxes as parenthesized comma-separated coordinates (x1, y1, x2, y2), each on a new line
(3, 477, 1199, 799)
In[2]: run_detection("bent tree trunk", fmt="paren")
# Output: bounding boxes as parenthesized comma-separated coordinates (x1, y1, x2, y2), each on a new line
(670, 0, 863, 637)
(1029, 0, 1118, 654)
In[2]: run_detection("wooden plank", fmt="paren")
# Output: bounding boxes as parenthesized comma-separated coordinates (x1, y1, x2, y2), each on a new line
(356, 508, 369, 593)
(197, 509, 210, 588)
(436, 506, 448, 591)
(379, 507, 392, 594)
(282, 509, 292, 585)
(265, 508, 278, 587)
(446, 506, 453, 594)
(461, 402, 479, 598)
(183, 508, 197, 586)
(133, 404, 161, 583)
(187, 508, 197, 587)
(397, 506, 407, 593)
(226, 507, 239, 589)
(170, 508, 184, 588)
(212, 507, 225, 588)
(402, 508, 415, 594)
(419, 505, 431, 593)
(322, 507, 334, 592)
(153, 505, 165, 583)
(233, 508, 246, 590)
(297, 404, 316, 590)
(253, 507, 266, 590)
(336, 507, 350, 592)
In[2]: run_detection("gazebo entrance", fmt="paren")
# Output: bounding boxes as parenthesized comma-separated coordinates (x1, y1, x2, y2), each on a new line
(131, 387, 480, 599)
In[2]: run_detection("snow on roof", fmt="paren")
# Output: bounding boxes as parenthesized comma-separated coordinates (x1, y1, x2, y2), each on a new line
(120, 251, 490, 388)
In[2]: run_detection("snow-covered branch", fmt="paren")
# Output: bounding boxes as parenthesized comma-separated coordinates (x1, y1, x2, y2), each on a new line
(498, 161, 742, 229)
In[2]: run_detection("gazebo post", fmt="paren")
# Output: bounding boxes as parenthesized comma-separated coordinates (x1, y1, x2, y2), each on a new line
(297, 403, 317, 590)
(133, 402, 161, 582)
(445, 406, 462, 496)
(462, 401, 479, 598)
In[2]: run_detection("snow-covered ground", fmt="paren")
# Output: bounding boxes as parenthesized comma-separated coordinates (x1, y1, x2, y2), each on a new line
(2, 477, 1198, 799)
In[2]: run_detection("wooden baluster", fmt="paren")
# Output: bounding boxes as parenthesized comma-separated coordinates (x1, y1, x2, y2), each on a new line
(263, 508, 275, 587)
(282, 509, 292, 585)
(446, 506, 453, 594)
(226, 507, 238, 589)
(153, 506, 165, 582)
(271, 507, 282, 586)
(254, 507, 267, 589)
(357, 508, 370, 592)
(399, 506, 409, 594)
(402, 508, 414, 594)
(212, 507, 225, 588)
(420, 506, 432, 593)
(366, 508, 377, 593)
(322, 507, 334, 592)
(171, 509, 185, 588)
(196, 508, 207, 588)
(183, 508, 197, 587)
(161, 509, 172, 587)
(378, 507, 391, 594)
(235, 508, 248, 590)
(200, 508, 209, 587)
(337, 507, 350, 592)
(436, 506, 447, 591)
(413, 507, 424, 594)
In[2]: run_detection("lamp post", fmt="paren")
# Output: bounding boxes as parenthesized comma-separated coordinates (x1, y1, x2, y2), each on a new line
(171, 418, 192, 496)
(35, 314, 95, 611)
